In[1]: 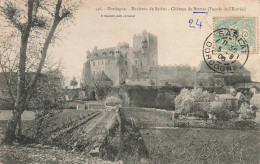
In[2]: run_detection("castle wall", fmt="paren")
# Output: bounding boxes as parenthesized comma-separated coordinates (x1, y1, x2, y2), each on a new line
(150, 66, 197, 86)
(104, 58, 120, 86)
(147, 34, 158, 66)
(82, 61, 92, 87)
(90, 58, 121, 86)
(90, 59, 106, 74)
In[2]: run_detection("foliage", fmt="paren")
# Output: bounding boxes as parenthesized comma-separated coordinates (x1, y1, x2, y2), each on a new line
(106, 88, 130, 107)
(118, 89, 130, 107)
(238, 103, 256, 120)
(209, 99, 231, 121)
(70, 76, 78, 88)
(105, 96, 122, 106)
(174, 88, 214, 117)
(155, 92, 175, 110)
(90, 79, 112, 100)
(173, 112, 179, 119)
(95, 85, 112, 100)
(124, 85, 187, 109)
(234, 120, 257, 129)
(30, 69, 65, 114)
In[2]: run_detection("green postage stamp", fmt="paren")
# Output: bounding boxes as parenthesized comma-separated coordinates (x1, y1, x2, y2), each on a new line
(213, 17, 258, 54)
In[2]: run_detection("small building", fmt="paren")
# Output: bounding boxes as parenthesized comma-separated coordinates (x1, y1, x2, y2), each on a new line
(93, 71, 113, 87)
(196, 61, 251, 88)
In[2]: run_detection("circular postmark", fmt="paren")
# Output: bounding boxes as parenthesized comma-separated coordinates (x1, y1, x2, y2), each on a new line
(203, 28, 249, 74)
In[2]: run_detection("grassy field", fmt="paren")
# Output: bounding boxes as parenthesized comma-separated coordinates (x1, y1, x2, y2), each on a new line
(119, 107, 260, 164)
(120, 107, 174, 127)
(0, 145, 123, 164)
(141, 128, 259, 164)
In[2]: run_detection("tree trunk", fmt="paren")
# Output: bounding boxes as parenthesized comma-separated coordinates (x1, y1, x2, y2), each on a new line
(3, 110, 22, 144)
(3, 0, 34, 144)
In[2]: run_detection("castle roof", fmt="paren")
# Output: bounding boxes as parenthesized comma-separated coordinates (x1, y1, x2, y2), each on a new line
(197, 61, 250, 74)
(97, 47, 116, 54)
(94, 71, 112, 81)
(196, 61, 215, 73)
(90, 47, 116, 60)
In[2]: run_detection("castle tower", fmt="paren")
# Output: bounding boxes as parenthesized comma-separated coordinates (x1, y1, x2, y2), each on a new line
(133, 30, 158, 67)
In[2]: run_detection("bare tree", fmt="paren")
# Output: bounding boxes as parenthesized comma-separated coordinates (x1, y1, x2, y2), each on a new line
(0, 0, 79, 143)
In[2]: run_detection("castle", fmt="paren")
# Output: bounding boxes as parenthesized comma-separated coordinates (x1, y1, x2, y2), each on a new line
(82, 30, 251, 88)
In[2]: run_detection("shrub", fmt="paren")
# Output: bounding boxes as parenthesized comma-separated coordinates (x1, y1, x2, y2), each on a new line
(105, 96, 122, 106)
(193, 110, 209, 119)
(238, 103, 256, 120)
(209, 100, 231, 121)
(234, 120, 256, 129)
(174, 88, 214, 116)
(174, 121, 189, 127)
(155, 92, 175, 110)
(173, 112, 179, 119)
(95, 85, 112, 100)
(118, 89, 130, 107)
(230, 111, 239, 119)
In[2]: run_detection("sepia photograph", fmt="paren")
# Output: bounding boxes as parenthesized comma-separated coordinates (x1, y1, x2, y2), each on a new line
(0, 0, 260, 163)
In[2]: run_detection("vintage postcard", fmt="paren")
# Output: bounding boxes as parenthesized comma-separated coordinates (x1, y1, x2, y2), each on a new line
(0, 0, 260, 163)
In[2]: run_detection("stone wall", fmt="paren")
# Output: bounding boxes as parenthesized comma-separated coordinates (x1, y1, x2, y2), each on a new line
(150, 65, 197, 86)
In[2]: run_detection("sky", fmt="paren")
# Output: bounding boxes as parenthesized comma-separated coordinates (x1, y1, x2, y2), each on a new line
(48, 0, 260, 82)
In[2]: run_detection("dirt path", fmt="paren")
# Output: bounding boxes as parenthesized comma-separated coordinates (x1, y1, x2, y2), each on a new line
(55, 109, 117, 153)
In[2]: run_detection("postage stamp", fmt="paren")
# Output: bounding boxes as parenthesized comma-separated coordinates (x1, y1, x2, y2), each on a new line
(213, 17, 258, 54)
(203, 28, 249, 74)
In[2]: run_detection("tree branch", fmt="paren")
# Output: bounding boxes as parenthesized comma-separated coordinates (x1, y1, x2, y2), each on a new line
(0, 1, 25, 31)
(59, 9, 71, 21)
(24, 0, 65, 108)
(0, 97, 13, 105)
(0, 65, 16, 104)
(32, 16, 47, 28)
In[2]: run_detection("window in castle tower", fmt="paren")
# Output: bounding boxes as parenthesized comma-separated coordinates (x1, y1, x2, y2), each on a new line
(125, 61, 127, 65)
(93, 62, 95, 66)
(135, 60, 138, 65)
(126, 72, 128, 76)
(141, 62, 142, 68)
